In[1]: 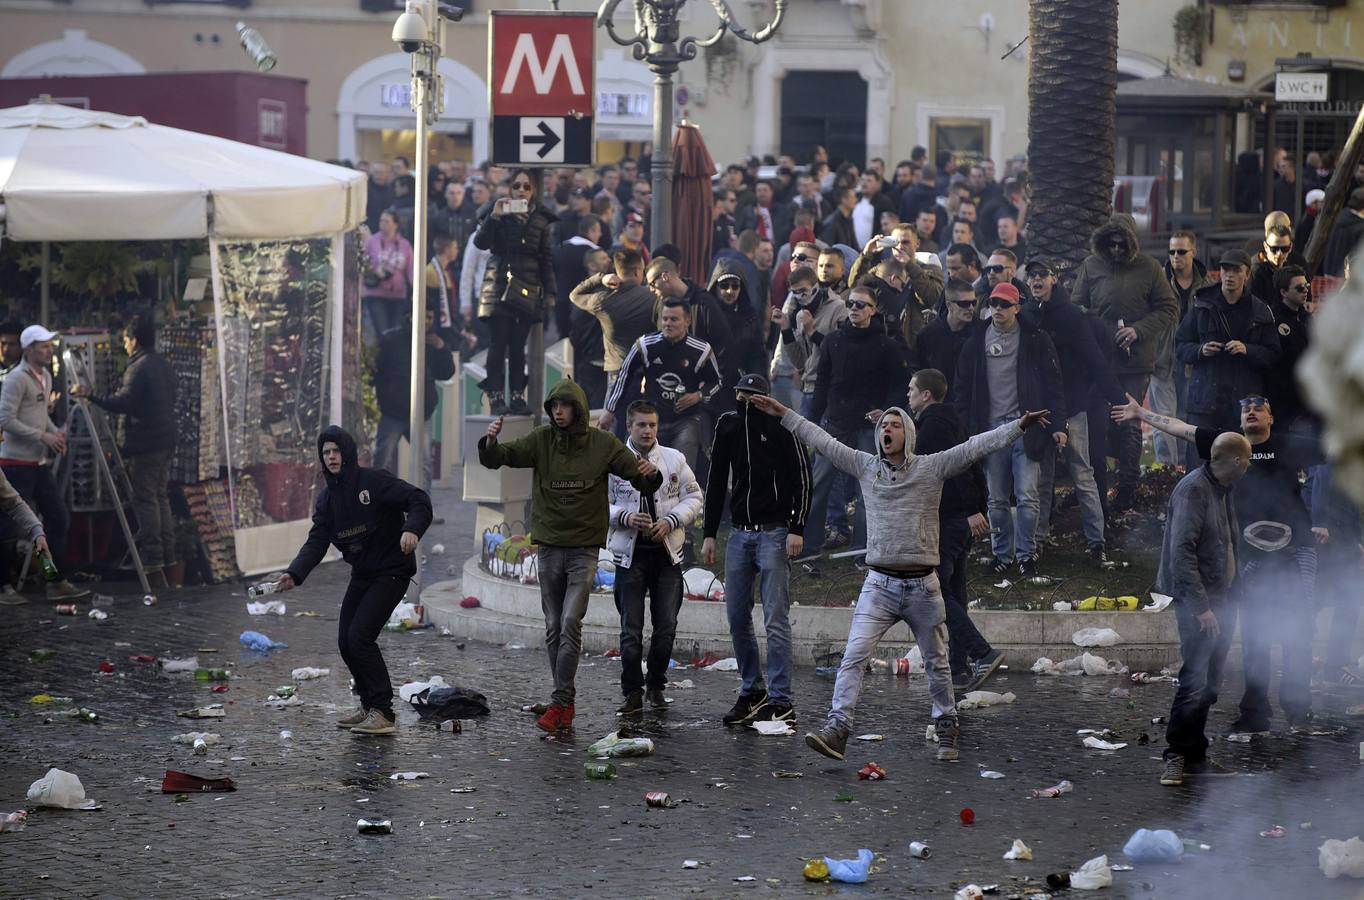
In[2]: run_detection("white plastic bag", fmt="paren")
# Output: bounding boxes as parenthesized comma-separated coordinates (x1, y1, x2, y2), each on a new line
(1072, 627, 1122, 648)
(1070, 854, 1114, 890)
(956, 690, 1017, 710)
(1319, 837, 1364, 879)
(1082, 736, 1128, 751)
(1145, 592, 1174, 612)
(291, 666, 331, 681)
(1003, 839, 1033, 861)
(26, 768, 100, 810)
(246, 600, 286, 615)
(387, 601, 422, 629)
(751, 720, 794, 736)
(704, 657, 739, 672)
(682, 567, 724, 601)
(954, 886, 984, 900)
(398, 675, 448, 703)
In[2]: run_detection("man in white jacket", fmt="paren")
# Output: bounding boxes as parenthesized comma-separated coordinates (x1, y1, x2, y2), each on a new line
(607, 399, 705, 714)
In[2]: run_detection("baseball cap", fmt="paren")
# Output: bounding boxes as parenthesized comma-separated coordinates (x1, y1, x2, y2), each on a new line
(20, 325, 58, 348)
(1218, 249, 1252, 269)
(989, 283, 1021, 304)
(734, 373, 771, 396)
(625, 212, 644, 225)
(1024, 257, 1056, 277)
(1305, 188, 1325, 207)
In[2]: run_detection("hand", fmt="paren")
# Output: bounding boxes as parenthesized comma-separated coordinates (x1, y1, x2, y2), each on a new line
(1110, 392, 1142, 424)
(493, 197, 512, 218)
(34, 535, 50, 557)
(796, 309, 814, 335)
(1053, 431, 1068, 449)
(1196, 609, 1219, 639)
(485, 415, 505, 443)
(1312, 526, 1330, 544)
(966, 513, 990, 539)
(863, 234, 884, 256)
(637, 457, 658, 478)
(675, 391, 701, 412)
(1224, 340, 1247, 356)
(647, 519, 673, 541)
(702, 536, 717, 565)
(399, 531, 419, 555)
(1019, 409, 1051, 431)
(274, 573, 296, 593)
(69, 383, 88, 398)
(747, 394, 788, 418)
(771, 308, 789, 329)
(786, 533, 804, 558)
(865, 409, 884, 423)
(602, 273, 622, 290)
(40, 431, 67, 455)
(627, 512, 653, 530)
(1115, 325, 1139, 349)
(1201, 341, 1224, 357)
(426, 332, 446, 350)
(597, 411, 615, 431)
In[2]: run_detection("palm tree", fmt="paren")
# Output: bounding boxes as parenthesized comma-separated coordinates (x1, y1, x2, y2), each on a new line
(1025, 0, 1119, 275)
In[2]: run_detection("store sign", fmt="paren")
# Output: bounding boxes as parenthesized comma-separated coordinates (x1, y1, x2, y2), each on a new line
(489, 11, 595, 166)
(257, 99, 287, 149)
(1275, 72, 1329, 103)
(598, 91, 649, 120)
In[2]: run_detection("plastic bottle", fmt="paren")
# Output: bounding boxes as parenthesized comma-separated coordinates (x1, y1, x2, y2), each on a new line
(584, 762, 617, 780)
(192, 736, 208, 755)
(194, 668, 229, 682)
(247, 581, 278, 598)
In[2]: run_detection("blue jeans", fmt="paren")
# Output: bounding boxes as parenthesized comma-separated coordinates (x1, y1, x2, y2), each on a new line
(613, 549, 683, 694)
(771, 374, 802, 411)
(1036, 412, 1105, 546)
(804, 425, 873, 554)
(1165, 597, 1235, 762)
(826, 571, 955, 734)
(373, 414, 433, 488)
(983, 421, 1041, 561)
(724, 528, 793, 703)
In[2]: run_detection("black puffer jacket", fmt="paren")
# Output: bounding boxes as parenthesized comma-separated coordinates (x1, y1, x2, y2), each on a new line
(474, 201, 558, 322)
(284, 426, 433, 585)
(374, 323, 457, 421)
(89, 349, 177, 457)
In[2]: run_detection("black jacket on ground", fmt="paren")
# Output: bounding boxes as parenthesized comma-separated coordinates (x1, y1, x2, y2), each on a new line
(704, 400, 811, 537)
(809, 320, 909, 433)
(89, 348, 177, 457)
(953, 318, 1064, 461)
(1175, 284, 1281, 418)
(374, 324, 457, 421)
(914, 402, 987, 525)
(1022, 285, 1124, 420)
(285, 426, 433, 585)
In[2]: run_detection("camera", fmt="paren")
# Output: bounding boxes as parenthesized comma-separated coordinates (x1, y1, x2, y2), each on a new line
(392, 6, 428, 54)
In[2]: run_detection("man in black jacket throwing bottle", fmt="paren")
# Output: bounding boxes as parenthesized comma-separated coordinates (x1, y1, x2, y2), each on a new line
(272, 426, 433, 736)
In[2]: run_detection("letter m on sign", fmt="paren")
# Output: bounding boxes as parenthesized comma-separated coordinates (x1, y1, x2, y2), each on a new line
(490, 13, 594, 117)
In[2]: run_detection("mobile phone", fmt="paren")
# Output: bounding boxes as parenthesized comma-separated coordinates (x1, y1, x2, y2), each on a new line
(509, 198, 529, 214)
(878, 236, 896, 250)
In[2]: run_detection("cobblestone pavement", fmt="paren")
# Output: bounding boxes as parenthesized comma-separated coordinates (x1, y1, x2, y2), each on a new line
(1, 489, 1362, 899)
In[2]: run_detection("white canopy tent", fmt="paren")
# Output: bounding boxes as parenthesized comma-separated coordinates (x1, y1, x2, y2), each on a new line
(0, 101, 367, 574)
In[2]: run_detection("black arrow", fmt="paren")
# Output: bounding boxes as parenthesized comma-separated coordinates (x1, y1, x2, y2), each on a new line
(522, 120, 561, 159)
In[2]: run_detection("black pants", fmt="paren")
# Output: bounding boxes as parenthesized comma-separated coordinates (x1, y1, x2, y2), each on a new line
(613, 548, 684, 695)
(1108, 372, 1149, 496)
(3, 464, 69, 569)
(338, 574, 409, 716)
(484, 314, 533, 393)
(1165, 597, 1235, 762)
(938, 517, 992, 677)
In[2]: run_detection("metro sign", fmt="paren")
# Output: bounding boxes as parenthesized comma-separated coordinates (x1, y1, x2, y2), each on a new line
(490, 11, 596, 167)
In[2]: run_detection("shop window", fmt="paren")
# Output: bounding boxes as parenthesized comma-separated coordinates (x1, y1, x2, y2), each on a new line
(929, 117, 990, 167)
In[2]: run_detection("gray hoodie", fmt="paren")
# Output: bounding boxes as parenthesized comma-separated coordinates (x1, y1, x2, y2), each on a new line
(779, 405, 1023, 568)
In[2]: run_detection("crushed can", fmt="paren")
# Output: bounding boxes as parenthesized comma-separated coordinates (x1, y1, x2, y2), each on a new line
(856, 762, 886, 781)
(437, 719, 462, 733)
(54, 604, 78, 615)
(909, 841, 932, 859)
(143, 595, 158, 606)
(644, 791, 677, 808)
(584, 762, 617, 780)
(356, 818, 393, 834)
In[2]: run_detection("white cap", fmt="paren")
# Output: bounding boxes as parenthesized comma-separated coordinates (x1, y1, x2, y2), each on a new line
(1305, 188, 1325, 207)
(20, 325, 58, 348)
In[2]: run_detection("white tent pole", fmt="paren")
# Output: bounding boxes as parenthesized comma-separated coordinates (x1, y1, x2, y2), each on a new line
(329, 231, 344, 426)
(208, 237, 238, 529)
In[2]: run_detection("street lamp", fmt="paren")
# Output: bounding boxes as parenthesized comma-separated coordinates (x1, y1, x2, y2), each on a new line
(596, 0, 786, 247)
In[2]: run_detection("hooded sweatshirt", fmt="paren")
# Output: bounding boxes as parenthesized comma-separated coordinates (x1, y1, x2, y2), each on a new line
(284, 425, 433, 585)
(778, 406, 1023, 568)
(478, 378, 661, 548)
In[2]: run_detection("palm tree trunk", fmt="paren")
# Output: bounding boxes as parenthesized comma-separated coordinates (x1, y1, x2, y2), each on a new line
(1025, 0, 1119, 275)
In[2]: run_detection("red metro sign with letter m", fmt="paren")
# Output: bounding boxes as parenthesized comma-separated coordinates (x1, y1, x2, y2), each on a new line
(489, 11, 596, 167)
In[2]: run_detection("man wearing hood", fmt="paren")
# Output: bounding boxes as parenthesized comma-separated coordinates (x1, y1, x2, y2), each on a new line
(1151, 231, 1215, 467)
(705, 259, 770, 413)
(274, 426, 433, 735)
(1070, 214, 1179, 510)
(480, 378, 661, 732)
(745, 389, 1048, 763)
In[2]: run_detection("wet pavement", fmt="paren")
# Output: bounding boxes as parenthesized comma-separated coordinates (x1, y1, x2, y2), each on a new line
(1, 488, 1362, 899)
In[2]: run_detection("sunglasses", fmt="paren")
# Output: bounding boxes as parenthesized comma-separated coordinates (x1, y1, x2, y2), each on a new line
(1025, 269, 1051, 279)
(846, 299, 874, 311)
(717, 280, 741, 290)
(1168, 248, 1190, 256)
(1265, 243, 1292, 255)
(511, 182, 533, 191)
(983, 265, 1007, 275)
(989, 299, 1018, 310)
(792, 254, 815, 264)
(1239, 396, 1269, 409)
(950, 300, 977, 309)
(1289, 283, 1310, 294)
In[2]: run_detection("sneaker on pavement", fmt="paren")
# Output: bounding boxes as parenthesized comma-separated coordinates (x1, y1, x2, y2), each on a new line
(968, 649, 1006, 691)
(335, 707, 368, 728)
(989, 557, 1013, 575)
(1089, 542, 1113, 569)
(1160, 754, 1185, 786)
(617, 690, 644, 715)
(536, 703, 566, 732)
(47, 579, 91, 601)
(721, 691, 769, 726)
(765, 702, 796, 723)
(936, 716, 960, 761)
(350, 708, 397, 735)
(951, 671, 973, 691)
(1017, 557, 1039, 578)
(645, 687, 668, 709)
(560, 704, 575, 729)
(805, 725, 847, 761)
(0, 584, 26, 606)
(1339, 665, 1363, 687)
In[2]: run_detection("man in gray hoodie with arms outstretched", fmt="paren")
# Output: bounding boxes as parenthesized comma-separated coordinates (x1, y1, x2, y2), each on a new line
(746, 392, 1049, 763)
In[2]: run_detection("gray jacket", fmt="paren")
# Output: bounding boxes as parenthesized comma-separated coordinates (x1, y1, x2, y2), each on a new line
(0, 468, 42, 541)
(780, 406, 1022, 568)
(777, 287, 848, 393)
(0, 362, 58, 463)
(1156, 464, 1238, 615)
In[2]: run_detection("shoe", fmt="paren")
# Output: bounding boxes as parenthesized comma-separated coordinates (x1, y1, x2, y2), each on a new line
(645, 687, 668, 709)
(951, 671, 973, 691)
(47, 579, 91, 601)
(1017, 557, 1038, 578)
(936, 716, 960, 761)
(1339, 665, 1363, 687)
(1089, 543, 1113, 569)
(335, 707, 368, 728)
(765, 702, 796, 723)
(1160, 754, 1185, 786)
(989, 557, 1013, 575)
(487, 392, 509, 416)
(968, 649, 1006, 692)
(560, 703, 575, 729)
(805, 725, 847, 761)
(1288, 712, 1322, 734)
(0, 585, 26, 606)
(508, 392, 531, 416)
(1113, 488, 1136, 512)
(617, 690, 644, 715)
(349, 708, 397, 735)
(722, 691, 769, 726)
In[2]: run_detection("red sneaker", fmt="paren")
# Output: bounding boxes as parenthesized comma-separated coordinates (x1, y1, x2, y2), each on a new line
(560, 704, 575, 730)
(536, 703, 564, 732)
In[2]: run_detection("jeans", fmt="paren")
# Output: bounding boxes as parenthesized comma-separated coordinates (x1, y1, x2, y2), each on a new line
(1110, 372, 1149, 496)
(338, 574, 409, 716)
(939, 517, 992, 678)
(537, 545, 599, 706)
(613, 548, 683, 694)
(484, 314, 533, 393)
(1165, 597, 1235, 762)
(3, 464, 69, 569)
(1036, 412, 1105, 546)
(724, 527, 793, 703)
(1148, 365, 1187, 466)
(363, 295, 400, 346)
(1236, 552, 1315, 728)
(771, 374, 802, 411)
(983, 421, 1041, 562)
(126, 447, 177, 569)
(826, 571, 955, 733)
(660, 415, 703, 474)
(373, 414, 434, 488)
(804, 425, 873, 554)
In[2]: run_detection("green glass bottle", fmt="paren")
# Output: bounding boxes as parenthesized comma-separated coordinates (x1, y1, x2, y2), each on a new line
(584, 762, 617, 780)
(194, 668, 229, 682)
(37, 550, 60, 583)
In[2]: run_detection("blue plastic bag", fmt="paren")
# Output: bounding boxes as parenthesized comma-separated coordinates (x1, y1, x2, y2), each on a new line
(824, 848, 873, 884)
(1123, 828, 1184, 863)
(240, 630, 288, 651)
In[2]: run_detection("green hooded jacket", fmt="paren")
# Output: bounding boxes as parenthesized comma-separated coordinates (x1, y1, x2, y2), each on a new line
(477, 377, 662, 548)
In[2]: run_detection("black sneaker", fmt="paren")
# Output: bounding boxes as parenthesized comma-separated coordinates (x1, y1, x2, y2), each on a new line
(1160, 754, 1185, 786)
(1113, 487, 1136, 512)
(951, 671, 974, 691)
(989, 557, 1013, 575)
(508, 392, 531, 416)
(765, 702, 796, 724)
(617, 690, 644, 715)
(487, 392, 509, 416)
(968, 649, 1006, 691)
(936, 716, 960, 761)
(1090, 542, 1113, 569)
(805, 725, 847, 760)
(1017, 557, 1038, 578)
(722, 691, 769, 726)
(645, 687, 668, 709)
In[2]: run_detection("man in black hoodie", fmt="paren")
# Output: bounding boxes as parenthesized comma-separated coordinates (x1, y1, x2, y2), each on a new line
(274, 426, 433, 735)
(705, 259, 769, 415)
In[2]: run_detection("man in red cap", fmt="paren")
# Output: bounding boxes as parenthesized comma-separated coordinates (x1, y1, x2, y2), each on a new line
(952, 282, 1065, 577)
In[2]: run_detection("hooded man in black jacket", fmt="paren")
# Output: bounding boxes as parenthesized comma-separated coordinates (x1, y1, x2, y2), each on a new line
(274, 426, 434, 736)
(706, 258, 770, 415)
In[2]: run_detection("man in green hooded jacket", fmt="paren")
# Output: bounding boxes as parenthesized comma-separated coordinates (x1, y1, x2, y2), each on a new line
(479, 378, 661, 732)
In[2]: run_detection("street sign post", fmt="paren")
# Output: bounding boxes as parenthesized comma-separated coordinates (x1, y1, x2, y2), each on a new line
(489, 11, 595, 167)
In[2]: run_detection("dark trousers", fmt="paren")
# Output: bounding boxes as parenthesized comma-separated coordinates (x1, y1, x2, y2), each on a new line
(484, 314, 533, 393)
(613, 548, 684, 695)
(576, 362, 608, 410)
(1109, 372, 1149, 495)
(804, 425, 873, 554)
(337, 574, 409, 716)
(1237, 553, 1315, 728)
(938, 517, 992, 677)
(1165, 597, 1235, 762)
(3, 464, 69, 569)
(127, 447, 177, 569)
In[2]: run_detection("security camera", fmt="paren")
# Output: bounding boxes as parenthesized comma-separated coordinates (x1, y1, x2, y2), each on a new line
(392, 7, 428, 54)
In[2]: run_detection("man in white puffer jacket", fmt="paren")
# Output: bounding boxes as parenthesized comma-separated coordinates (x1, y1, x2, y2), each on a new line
(607, 399, 705, 715)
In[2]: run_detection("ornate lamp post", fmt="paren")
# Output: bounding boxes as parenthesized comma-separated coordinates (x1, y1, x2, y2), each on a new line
(596, 0, 786, 246)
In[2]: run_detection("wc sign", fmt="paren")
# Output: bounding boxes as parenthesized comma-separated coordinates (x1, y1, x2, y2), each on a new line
(489, 10, 595, 166)
(1275, 72, 1329, 103)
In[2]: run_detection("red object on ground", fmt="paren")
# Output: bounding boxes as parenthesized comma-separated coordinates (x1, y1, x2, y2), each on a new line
(691, 651, 722, 668)
(161, 770, 237, 793)
(98, 661, 116, 673)
(602, 648, 621, 659)
(129, 654, 156, 663)
(210, 684, 229, 693)
(459, 596, 480, 609)
(857, 762, 886, 781)
(960, 808, 976, 825)
(1260, 825, 1287, 838)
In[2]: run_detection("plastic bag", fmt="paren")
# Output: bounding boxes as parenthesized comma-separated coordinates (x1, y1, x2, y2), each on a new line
(956, 690, 1017, 710)
(682, 567, 725, 601)
(704, 657, 739, 671)
(1032, 652, 1127, 676)
(1123, 828, 1184, 863)
(386, 601, 423, 630)
(158, 656, 199, 673)
(823, 848, 873, 884)
(399, 676, 448, 703)
(1003, 839, 1033, 861)
(585, 732, 656, 757)
(751, 720, 795, 736)
(291, 666, 330, 681)
(246, 600, 286, 615)
(1072, 627, 1123, 647)
(1070, 854, 1114, 890)
(954, 886, 984, 900)
(26, 768, 100, 810)
(1083, 736, 1128, 751)
(239, 631, 287, 651)
(1319, 837, 1364, 879)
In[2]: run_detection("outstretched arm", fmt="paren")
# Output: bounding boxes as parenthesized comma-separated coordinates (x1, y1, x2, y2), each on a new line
(748, 393, 869, 477)
(925, 411, 1045, 479)
(1110, 392, 1196, 442)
